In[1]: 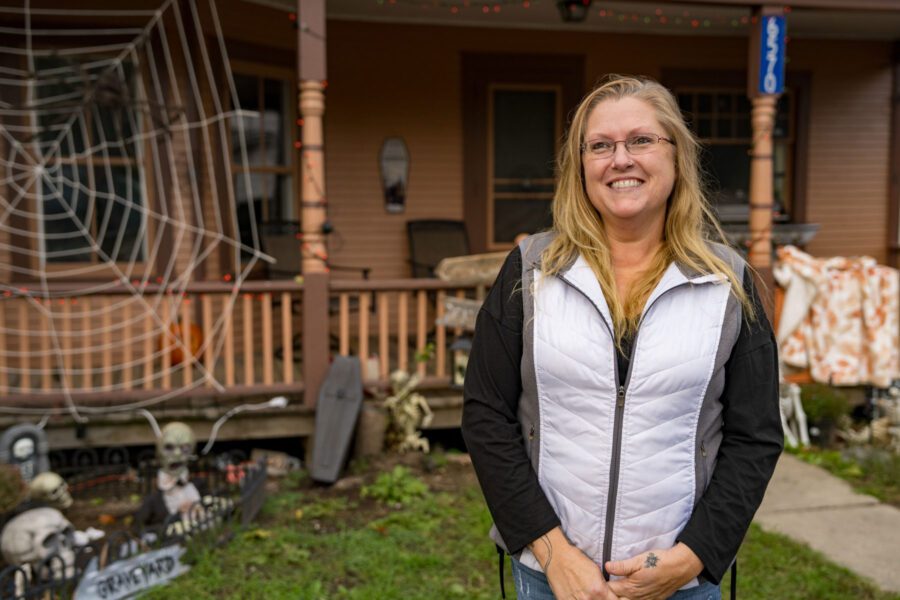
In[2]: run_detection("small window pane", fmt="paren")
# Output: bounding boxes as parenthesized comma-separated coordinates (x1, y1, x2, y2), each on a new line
(270, 174, 294, 223)
(702, 144, 751, 210)
(92, 104, 136, 158)
(697, 93, 713, 114)
(716, 118, 733, 139)
(493, 90, 556, 180)
(233, 74, 262, 166)
(234, 172, 262, 261)
(697, 118, 713, 138)
(715, 94, 733, 113)
(493, 199, 553, 243)
(735, 116, 751, 139)
(94, 166, 145, 262)
(42, 165, 92, 262)
(263, 78, 286, 166)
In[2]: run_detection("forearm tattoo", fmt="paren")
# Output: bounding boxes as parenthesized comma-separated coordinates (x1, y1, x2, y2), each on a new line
(644, 552, 659, 568)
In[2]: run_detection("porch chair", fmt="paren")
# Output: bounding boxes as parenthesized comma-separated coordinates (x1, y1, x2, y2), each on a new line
(261, 221, 370, 280)
(406, 219, 470, 278)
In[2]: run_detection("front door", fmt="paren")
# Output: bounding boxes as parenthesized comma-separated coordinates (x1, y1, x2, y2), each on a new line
(462, 54, 584, 253)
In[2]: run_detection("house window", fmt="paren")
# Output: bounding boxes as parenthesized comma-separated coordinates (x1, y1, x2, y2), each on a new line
(487, 85, 560, 248)
(34, 57, 147, 265)
(676, 89, 794, 223)
(230, 72, 295, 259)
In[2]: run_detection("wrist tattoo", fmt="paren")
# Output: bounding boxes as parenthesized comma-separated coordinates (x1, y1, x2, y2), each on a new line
(530, 534, 553, 571)
(644, 552, 659, 568)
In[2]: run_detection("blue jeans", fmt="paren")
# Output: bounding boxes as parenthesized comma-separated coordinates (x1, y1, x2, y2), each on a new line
(511, 558, 721, 600)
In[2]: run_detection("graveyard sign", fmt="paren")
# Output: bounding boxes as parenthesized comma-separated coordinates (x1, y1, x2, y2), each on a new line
(74, 545, 190, 600)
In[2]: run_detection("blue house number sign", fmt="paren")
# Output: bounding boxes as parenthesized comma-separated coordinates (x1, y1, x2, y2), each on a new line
(759, 15, 786, 95)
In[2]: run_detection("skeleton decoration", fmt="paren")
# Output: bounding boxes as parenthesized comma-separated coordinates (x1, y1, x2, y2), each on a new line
(779, 382, 810, 448)
(156, 422, 200, 516)
(163, 495, 235, 539)
(0, 507, 75, 577)
(27, 472, 73, 510)
(383, 370, 433, 453)
(0, 424, 50, 483)
(135, 422, 203, 528)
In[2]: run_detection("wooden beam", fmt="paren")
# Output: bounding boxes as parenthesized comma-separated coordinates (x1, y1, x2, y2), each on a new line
(652, 0, 900, 11)
(298, 0, 326, 81)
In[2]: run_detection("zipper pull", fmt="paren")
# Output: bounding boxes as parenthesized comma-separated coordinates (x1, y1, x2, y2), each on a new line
(617, 386, 626, 408)
(529, 424, 535, 441)
(700, 441, 707, 457)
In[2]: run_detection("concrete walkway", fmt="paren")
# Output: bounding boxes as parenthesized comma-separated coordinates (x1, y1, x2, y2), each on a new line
(755, 453, 900, 594)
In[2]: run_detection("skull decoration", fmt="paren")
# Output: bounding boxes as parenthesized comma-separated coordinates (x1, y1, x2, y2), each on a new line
(157, 422, 196, 478)
(28, 472, 73, 510)
(11, 438, 34, 462)
(0, 507, 75, 577)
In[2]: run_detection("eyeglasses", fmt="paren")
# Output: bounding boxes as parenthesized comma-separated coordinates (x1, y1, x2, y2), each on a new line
(581, 134, 675, 158)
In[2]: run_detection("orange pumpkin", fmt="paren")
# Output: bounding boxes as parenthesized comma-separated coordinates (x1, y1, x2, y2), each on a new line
(160, 321, 203, 365)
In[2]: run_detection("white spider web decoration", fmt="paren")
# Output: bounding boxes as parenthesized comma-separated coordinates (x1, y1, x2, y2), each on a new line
(0, 0, 271, 420)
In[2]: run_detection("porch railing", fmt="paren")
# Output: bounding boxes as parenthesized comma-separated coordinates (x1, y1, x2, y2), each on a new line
(329, 279, 484, 386)
(0, 277, 482, 407)
(0, 281, 305, 405)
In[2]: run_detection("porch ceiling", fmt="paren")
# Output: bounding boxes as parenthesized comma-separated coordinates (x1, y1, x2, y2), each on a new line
(263, 0, 900, 40)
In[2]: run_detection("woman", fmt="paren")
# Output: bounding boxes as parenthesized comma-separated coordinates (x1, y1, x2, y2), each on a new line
(462, 75, 783, 600)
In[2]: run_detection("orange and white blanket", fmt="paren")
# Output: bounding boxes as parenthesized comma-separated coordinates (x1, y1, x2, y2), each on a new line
(774, 245, 900, 387)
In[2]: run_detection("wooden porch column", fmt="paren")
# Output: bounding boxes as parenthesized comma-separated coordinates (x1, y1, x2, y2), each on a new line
(299, 82, 328, 275)
(747, 5, 786, 319)
(888, 41, 900, 268)
(299, 0, 329, 408)
(748, 96, 777, 286)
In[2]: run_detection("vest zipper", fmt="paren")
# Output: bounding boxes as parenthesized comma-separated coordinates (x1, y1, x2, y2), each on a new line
(556, 271, 701, 575)
(601, 383, 627, 578)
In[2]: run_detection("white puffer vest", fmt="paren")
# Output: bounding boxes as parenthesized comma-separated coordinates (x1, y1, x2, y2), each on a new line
(511, 240, 737, 589)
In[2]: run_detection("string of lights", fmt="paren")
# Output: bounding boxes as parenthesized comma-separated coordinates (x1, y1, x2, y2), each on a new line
(362, 0, 789, 31)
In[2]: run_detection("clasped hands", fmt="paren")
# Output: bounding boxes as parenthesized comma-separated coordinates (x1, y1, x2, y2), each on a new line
(532, 528, 702, 600)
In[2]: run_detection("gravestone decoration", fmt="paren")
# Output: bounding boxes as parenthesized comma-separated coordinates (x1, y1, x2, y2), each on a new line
(310, 356, 363, 483)
(0, 424, 49, 483)
(379, 137, 409, 214)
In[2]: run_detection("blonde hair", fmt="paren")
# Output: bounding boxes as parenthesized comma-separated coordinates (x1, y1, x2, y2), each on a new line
(541, 74, 753, 344)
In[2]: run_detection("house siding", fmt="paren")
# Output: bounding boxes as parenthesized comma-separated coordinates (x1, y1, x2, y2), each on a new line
(791, 40, 893, 263)
(322, 21, 895, 274)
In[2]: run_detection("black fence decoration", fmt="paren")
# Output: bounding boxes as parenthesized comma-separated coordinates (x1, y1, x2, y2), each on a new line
(0, 454, 268, 599)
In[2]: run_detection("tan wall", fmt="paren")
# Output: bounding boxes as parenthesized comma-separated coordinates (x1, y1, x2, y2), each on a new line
(322, 20, 895, 274)
(790, 40, 893, 263)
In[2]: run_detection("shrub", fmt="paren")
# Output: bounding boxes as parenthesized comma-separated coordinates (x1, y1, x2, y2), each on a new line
(0, 464, 26, 514)
(361, 466, 428, 505)
(800, 383, 850, 423)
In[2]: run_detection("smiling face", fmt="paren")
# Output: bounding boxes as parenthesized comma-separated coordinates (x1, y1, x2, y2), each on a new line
(581, 97, 676, 236)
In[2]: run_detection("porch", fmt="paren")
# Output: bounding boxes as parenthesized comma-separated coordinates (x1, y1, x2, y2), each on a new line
(0, 276, 481, 450)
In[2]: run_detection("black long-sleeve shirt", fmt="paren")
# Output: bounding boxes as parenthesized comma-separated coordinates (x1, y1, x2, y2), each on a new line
(462, 247, 783, 583)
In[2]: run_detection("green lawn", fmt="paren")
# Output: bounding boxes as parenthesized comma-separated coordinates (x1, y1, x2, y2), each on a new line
(143, 455, 899, 600)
